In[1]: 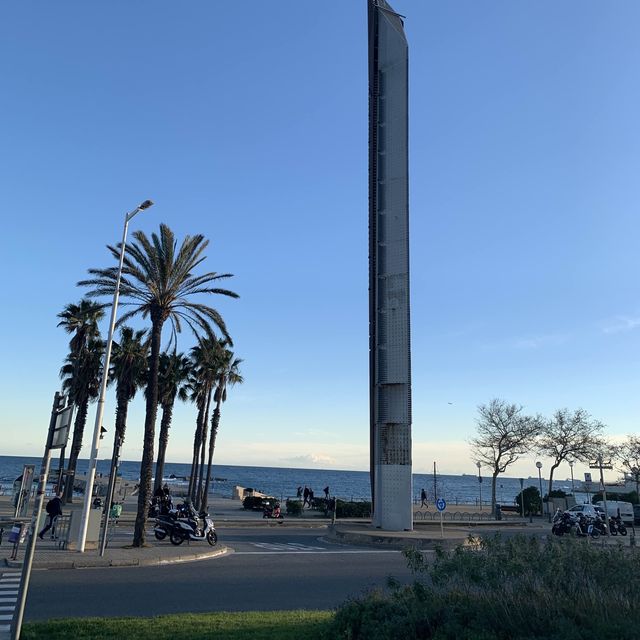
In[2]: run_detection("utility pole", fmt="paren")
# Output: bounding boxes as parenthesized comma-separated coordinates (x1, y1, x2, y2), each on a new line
(590, 455, 613, 533)
(12, 392, 72, 640)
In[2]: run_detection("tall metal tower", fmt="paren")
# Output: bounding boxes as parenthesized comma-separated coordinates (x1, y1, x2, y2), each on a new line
(368, 0, 412, 531)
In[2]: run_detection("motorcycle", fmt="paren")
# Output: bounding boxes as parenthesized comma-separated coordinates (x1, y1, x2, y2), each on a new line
(609, 515, 627, 536)
(575, 514, 600, 539)
(263, 503, 284, 520)
(592, 514, 608, 536)
(552, 510, 573, 536)
(153, 501, 199, 541)
(169, 510, 217, 546)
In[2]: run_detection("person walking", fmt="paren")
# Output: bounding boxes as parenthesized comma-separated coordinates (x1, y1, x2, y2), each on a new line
(296, 486, 303, 499)
(303, 486, 310, 507)
(39, 493, 63, 540)
(420, 488, 428, 508)
(323, 486, 330, 499)
(308, 487, 314, 508)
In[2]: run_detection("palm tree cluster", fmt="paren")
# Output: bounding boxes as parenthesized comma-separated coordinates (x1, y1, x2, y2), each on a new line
(56, 224, 241, 546)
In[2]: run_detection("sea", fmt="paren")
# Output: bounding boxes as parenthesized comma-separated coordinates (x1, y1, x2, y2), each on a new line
(0, 455, 573, 506)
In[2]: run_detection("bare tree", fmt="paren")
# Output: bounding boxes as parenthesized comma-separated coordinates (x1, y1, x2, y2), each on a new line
(537, 408, 604, 497)
(616, 435, 640, 498)
(470, 398, 542, 515)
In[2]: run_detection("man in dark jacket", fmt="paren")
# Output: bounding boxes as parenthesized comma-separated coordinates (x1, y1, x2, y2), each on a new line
(38, 493, 63, 540)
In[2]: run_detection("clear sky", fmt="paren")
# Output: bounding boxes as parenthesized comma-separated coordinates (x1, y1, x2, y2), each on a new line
(1, 1, 638, 481)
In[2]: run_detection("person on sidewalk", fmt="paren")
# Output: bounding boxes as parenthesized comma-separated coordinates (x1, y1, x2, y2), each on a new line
(323, 486, 330, 499)
(38, 493, 63, 540)
(421, 488, 428, 508)
(308, 488, 314, 508)
(303, 486, 310, 507)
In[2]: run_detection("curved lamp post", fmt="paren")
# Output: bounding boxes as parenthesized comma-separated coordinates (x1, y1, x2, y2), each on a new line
(77, 200, 154, 553)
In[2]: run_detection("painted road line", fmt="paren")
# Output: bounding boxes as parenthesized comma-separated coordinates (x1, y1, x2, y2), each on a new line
(0, 600, 17, 605)
(0, 616, 12, 622)
(0, 608, 14, 612)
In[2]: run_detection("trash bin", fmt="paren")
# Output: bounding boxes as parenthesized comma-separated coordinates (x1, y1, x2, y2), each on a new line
(495, 504, 502, 521)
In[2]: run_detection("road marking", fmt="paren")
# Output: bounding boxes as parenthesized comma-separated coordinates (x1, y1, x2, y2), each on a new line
(0, 616, 12, 621)
(250, 542, 328, 552)
(0, 608, 13, 612)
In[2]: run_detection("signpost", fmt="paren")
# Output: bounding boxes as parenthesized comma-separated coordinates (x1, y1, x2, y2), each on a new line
(12, 392, 73, 640)
(14, 465, 35, 518)
(436, 497, 446, 538)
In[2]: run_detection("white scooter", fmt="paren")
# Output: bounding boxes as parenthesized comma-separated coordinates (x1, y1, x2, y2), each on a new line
(169, 510, 218, 546)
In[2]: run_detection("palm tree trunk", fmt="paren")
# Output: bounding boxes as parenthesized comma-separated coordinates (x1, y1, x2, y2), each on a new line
(202, 402, 221, 512)
(133, 318, 163, 547)
(188, 402, 205, 501)
(62, 398, 89, 504)
(196, 388, 212, 509)
(114, 389, 129, 442)
(154, 402, 173, 492)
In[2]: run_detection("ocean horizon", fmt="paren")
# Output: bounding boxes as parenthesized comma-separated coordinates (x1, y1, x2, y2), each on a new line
(0, 454, 568, 505)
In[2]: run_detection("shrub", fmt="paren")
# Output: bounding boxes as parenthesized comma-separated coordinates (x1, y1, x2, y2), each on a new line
(515, 486, 541, 515)
(285, 499, 303, 516)
(327, 534, 640, 639)
(335, 500, 371, 518)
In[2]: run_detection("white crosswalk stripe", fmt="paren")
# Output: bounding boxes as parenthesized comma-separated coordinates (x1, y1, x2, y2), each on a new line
(0, 573, 17, 637)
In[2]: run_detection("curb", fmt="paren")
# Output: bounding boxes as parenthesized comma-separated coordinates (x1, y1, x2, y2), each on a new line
(3, 545, 230, 570)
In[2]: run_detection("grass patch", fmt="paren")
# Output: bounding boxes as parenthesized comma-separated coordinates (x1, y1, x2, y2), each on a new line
(22, 610, 333, 640)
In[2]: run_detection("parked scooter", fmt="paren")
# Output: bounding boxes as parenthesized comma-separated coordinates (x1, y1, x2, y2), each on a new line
(153, 501, 200, 541)
(552, 509, 573, 536)
(263, 502, 284, 521)
(169, 508, 217, 546)
(609, 515, 627, 536)
(575, 513, 600, 538)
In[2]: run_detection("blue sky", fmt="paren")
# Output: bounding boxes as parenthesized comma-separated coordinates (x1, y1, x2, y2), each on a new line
(0, 1, 638, 480)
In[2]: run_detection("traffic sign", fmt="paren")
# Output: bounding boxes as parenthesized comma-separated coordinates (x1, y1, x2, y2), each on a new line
(436, 498, 446, 512)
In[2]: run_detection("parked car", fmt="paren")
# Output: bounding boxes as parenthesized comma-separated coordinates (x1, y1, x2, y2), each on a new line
(633, 504, 640, 526)
(565, 504, 605, 519)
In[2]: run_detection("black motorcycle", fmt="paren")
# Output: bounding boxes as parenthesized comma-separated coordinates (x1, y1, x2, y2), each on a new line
(575, 514, 600, 539)
(153, 501, 194, 541)
(552, 510, 573, 536)
(609, 515, 628, 536)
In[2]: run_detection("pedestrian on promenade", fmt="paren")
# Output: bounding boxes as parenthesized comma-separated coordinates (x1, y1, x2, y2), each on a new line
(308, 488, 315, 508)
(421, 488, 428, 507)
(296, 486, 303, 499)
(38, 493, 63, 540)
(303, 486, 309, 507)
(323, 486, 330, 499)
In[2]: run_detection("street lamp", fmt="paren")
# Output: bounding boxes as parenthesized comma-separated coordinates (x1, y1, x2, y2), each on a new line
(536, 461, 543, 517)
(569, 460, 575, 496)
(476, 461, 483, 511)
(76, 200, 154, 553)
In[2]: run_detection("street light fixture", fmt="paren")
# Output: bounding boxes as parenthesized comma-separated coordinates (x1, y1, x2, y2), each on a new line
(536, 461, 543, 517)
(76, 200, 154, 553)
(476, 461, 482, 511)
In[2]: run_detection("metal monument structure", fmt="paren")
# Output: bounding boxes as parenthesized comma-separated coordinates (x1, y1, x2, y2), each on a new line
(368, 0, 412, 530)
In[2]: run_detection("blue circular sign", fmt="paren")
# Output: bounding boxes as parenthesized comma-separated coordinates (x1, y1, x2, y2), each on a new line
(436, 498, 446, 512)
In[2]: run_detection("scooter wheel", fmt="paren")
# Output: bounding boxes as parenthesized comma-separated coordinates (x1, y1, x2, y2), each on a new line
(207, 530, 218, 546)
(620, 528, 628, 536)
(170, 531, 185, 546)
(611, 530, 618, 536)
(207, 531, 218, 547)
(154, 531, 167, 541)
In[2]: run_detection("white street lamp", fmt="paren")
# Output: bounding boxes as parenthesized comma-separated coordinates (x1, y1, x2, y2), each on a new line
(476, 461, 483, 511)
(76, 200, 154, 553)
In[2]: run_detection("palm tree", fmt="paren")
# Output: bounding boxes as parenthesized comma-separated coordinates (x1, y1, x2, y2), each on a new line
(57, 300, 104, 498)
(201, 346, 243, 511)
(57, 300, 105, 357)
(187, 338, 221, 508)
(154, 351, 191, 491)
(60, 337, 104, 503)
(79, 223, 238, 546)
(109, 326, 148, 443)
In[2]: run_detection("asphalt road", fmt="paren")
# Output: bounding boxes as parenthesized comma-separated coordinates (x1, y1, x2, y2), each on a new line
(25, 526, 415, 621)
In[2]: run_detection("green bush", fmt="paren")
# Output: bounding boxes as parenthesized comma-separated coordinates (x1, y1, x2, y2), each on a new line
(285, 499, 303, 516)
(335, 500, 371, 518)
(515, 486, 541, 515)
(327, 534, 640, 639)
